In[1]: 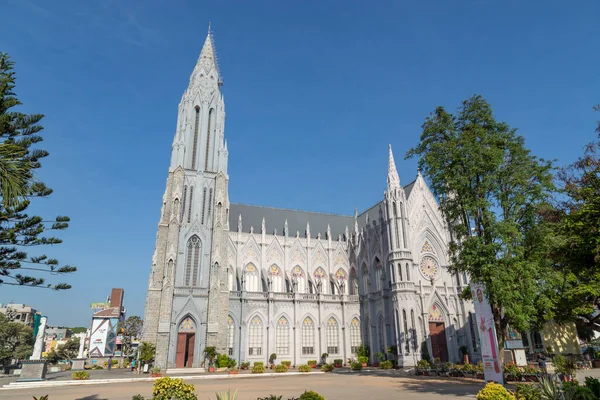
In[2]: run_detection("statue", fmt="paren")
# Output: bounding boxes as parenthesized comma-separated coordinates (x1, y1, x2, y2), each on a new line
(30, 316, 47, 360)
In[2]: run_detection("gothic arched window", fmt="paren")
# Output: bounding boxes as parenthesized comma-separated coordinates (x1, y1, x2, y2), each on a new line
(398, 263, 403, 281)
(248, 316, 263, 356)
(405, 263, 410, 282)
(351, 268, 358, 295)
(185, 236, 201, 286)
(301, 317, 314, 355)
(327, 317, 339, 355)
(187, 186, 194, 224)
(269, 265, 283, 292)
(227, 316, 235, 356)
(291, 266, 305, 293)
(244, 264, 259, 292)
(392, 202, 400, 248)
(201, 187, 207, 224)
(276, 317, 289, 355)
(227, 268, 235, 291)
(191, 106, 200, 169)
(205, 108, 214, 171)
(350, 317, 361, 354)
(181, 185, 187, 221)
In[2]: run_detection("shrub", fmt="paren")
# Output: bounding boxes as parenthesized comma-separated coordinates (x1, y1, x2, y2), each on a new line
(240, 362, 250, 369)
(514, 383, 541, 400)
(256, 396, 282, 400)
(253, 361, 264, 368)
(333, 359, 343, 365)
(151, 366, 161, 374)
(152, 377, 197, 400)
(307, 360, 317, 365)
(298, 390, 325, 400)
(416, 359, 430, 369)
(351, 362, 362, 371)
(356, 344, 369, 358)
(216, 354, 231, 368)
(281, 361, 291, 367)
(214, 389, 238, 400)
(33, 396, 49, 400)
(72, 371, 89, 380)
(252, 364, 265, 373)
(321, 364, 334, 372)
(380, 360, 392, 369)
(562, 381, 596, 400)
(476, 382, 514, 400)
(357, 356, 368, 364)
(227, 358, 237, 369)
(274, 364, 287, 373)
(584, 377, 600, 399)
(504, 362, 522, 378)
(298, 364, 311, 372)
(269, 353, 277, 364)
(132, 396, 145, 400)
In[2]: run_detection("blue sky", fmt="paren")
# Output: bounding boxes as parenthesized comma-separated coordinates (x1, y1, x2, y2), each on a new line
(1, 0, 598, 327)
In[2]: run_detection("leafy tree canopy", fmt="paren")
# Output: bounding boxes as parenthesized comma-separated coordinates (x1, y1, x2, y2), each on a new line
(0, 313, 34, 365)
(117, 316, 143, 357)
(406, 95, 555, 349)
(0, 52, 76, 290)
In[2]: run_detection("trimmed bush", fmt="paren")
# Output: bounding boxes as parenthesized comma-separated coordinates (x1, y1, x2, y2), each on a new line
(476, 382, 514, 400)
(298, 390, 325, 400)
(72, 371, 89, 380)
(416, 359, 430, 369)
(252, 364, 265, 373)
(132, 395, 145, 400)
(351, 362, 362, 371)
(380, 360, 392, 369)
(298, 364, 311, 372)
(514, 383, 541, 400)
(321, 364, 334, 372)
(216, 354, 231, 368)
(307, 360, 317, 365)
(253, 361, 264, 368)
(333, 359, 343, 366)
(274, 364, 287, 373)
(281, 361, 291, 367)
(357, 356, 368, 364)
(153, 377, 197, 400)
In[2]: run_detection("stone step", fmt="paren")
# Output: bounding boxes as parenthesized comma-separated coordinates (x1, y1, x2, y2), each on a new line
(166, 367, 206, 374)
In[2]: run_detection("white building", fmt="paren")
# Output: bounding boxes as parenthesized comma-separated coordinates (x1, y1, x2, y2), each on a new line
(143, 28, 481, 370)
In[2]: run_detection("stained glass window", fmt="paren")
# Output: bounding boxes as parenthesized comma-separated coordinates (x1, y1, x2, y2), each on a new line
(421, 241, 435, 254)
(179, 316, 195, 333)
(185, 236, 201, 286)
(276, 317, 289, 355)
(302, 317, 314, 355)
(248, 316, 262, 356)
(326, 317, 339, 354)
(350, 317, 361, 353)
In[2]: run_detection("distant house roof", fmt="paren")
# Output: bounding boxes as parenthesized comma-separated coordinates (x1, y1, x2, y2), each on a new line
(229, 181, 416, 238)
(92, 307, 121, 318)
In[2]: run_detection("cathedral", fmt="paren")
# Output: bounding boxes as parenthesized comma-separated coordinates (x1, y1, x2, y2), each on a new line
(142, 29, 481, 370)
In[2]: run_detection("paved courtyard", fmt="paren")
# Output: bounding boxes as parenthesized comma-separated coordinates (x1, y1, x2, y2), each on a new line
(3, 373, 484, 400)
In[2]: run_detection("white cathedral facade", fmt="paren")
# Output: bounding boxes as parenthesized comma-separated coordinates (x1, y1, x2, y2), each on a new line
(142, 29, 481, 370)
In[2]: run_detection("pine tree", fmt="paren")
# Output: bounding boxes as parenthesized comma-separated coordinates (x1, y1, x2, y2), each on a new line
(0, 53, 76, 290)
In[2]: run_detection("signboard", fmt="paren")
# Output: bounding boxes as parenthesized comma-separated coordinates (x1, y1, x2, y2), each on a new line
(88, 317, 118, 357)
(90, 302, 109, 310)
(470, 282, 503, 384)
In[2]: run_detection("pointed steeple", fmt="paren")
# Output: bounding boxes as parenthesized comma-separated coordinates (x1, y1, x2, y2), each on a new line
(387, 144, 401, 188)
(193, 25, 221, 81)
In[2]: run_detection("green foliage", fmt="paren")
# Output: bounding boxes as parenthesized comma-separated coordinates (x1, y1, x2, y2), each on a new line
(459, 345, 468, 356)
(562, 382, 596, 400)
(407, 95, 555, 347)
(420, 341, 431, 363)
(298, 364, 311, 372)
(240, 362, 250, 369)
(0, 314, 33, 365)
(552, 355, 577, 376)
(252, 364, 265, 373)
(504, 362, 523, 379)
(227, 358, 237, 369)
(253, 361, 264, 367)
(584, 377, 600, 399)
(476, 382, 515, 400)
(357, 356, 368, 364)
(514, 383, 541, 400)
(138, 342, 156, 364)
(307, 360, 317, 365)
(204, 346, 217, 362)
(320, 363, 333, 372)
(0, 53, 76, 290)
(333, 359, 343, 365)
(153, 377, 197, 400)
(350, 362, 362, 371)
(213, 389, 238, 400)
(116, 316, 143, 357)
(269, 353, 277, 363)
(281, 361, 291, 367)
(216, 353, 231, 368)
(275, 364, 288, 373)
(69, 327, 87, 334)
(256, 396, 282, 400)
(71, 371, 89, 380)
(151, 366, 161, 374)
(33, 396, 49, 400)
(538, 376, 562, 400)
(379, 360, 392, 369)
(355, 344, 369, 358)
(298, 390, 325, 400)
(131, 395, 145, 400)
(416, 359, 430, 369)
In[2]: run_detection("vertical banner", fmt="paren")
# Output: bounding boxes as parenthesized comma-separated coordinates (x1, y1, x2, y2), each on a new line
(470, 282, 503, 384)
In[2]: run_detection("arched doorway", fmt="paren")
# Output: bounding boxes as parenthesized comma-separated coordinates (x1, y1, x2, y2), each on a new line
(428, 304, 448, 362)
(176, 317, 196, 368)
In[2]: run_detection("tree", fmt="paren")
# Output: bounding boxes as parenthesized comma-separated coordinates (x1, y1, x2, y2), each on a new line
(0, 313, 34, 365)
(0, 53, 76, 290)
(44, 337, 80, 363)
(68, 327, 87, 334)
(117, 316, 143, 357)
(138, 342, 156, 365)
(545, 105, 600, 338)
(406, 95, 555, 353)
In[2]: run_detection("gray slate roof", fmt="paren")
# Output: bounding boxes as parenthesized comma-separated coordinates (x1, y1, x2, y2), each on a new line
(229, 181, 416, 239)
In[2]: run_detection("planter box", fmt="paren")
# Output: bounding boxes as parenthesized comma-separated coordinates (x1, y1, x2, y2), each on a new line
(229, 370, 238, 375)
(217, 367, 228, 372)
(361, 363, 367, 367)
(523, 375, 538, 382)
(309, 364, 316, 368)
(151, 373, 162, 378)
(334, 364, 342, 368)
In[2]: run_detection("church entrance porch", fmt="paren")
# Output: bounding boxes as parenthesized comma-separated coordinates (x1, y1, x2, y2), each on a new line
(429, 322, 448, 362)
(176, 317, 196, 368)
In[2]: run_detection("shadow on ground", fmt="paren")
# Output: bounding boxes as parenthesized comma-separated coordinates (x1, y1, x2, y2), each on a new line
(75, 395, 108, 400)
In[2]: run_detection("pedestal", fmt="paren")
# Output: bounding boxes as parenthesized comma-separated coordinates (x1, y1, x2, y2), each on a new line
(18, 360, 47, 381)
(72, 358, 86, 370)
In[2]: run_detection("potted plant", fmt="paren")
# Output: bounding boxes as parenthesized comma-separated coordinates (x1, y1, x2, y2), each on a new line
(227, 358, 237, 374)
(373, 352, 384, 368)
(503, 362, 522, 382)
(269, 353, 277, 369)
(358, 356, 368, 367)
(204, 346, 218, 373)
(522, 364, 539, 382)
(151, 366, 162, 377)
(459, 345, 469, 364)
(281, 361, 291, 369)
(321, 353, 329, 365)
(138, 342, 156, 374)
(240, 362, 250, 370)
(553, 354, 577, 381)
(416, 359, 431, 375)
(351, 362, 362, 371)
(333, 359, 343, 368)
(228, 366, 238, 375)
(307, 360, 317, 368)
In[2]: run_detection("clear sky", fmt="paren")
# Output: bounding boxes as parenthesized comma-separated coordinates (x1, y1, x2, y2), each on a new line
(1, 0, 598, 327)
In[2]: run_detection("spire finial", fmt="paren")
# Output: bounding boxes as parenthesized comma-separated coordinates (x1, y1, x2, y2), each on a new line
(387, 144, 401, 189)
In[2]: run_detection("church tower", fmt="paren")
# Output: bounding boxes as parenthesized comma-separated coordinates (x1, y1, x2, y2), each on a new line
(142, 27, 230, 369)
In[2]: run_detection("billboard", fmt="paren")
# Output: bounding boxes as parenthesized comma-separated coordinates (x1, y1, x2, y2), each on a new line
(90, 302, 109, 310)
(470, 282, 503, 384)
(88, 317, 118, 357)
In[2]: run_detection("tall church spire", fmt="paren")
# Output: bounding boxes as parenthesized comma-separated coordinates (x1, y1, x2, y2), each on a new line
(387, 144, 401, 188)
(192, 25, 221, 82)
